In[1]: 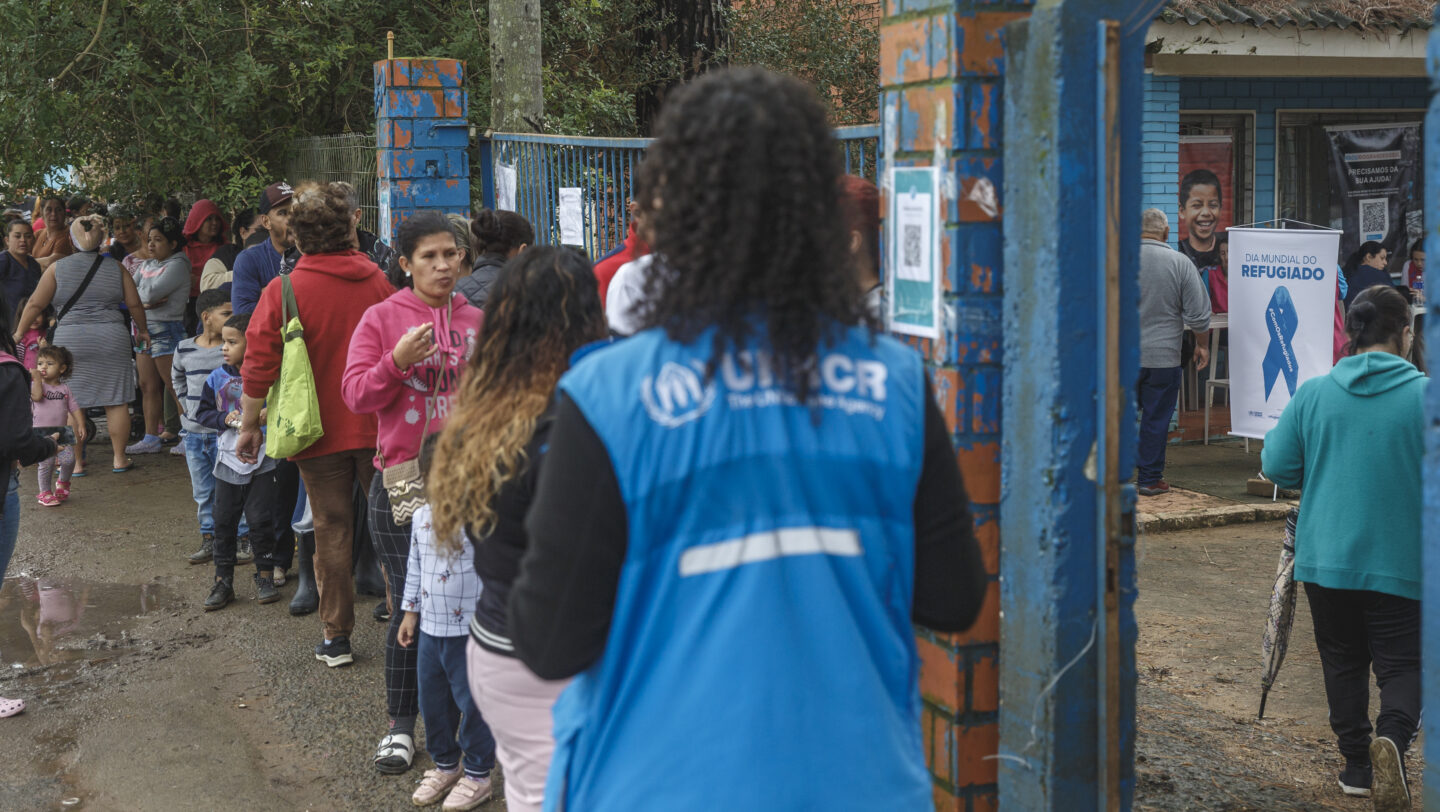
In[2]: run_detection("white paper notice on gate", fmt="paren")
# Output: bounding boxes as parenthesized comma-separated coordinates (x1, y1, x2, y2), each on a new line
(495, 163, 517, 211)
(1227, 227, 1341, 439)
(558, 187, 584, 246)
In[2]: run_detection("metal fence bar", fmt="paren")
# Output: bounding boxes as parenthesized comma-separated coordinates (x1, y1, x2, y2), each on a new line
(483, 124, 878, 259)
(283, 133, 380, 233)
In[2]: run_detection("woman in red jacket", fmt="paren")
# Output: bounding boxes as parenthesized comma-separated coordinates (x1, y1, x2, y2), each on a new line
(236, 181, 393, 668)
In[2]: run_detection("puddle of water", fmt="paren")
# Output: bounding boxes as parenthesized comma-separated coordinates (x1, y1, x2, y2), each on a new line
(0, 577, 171, 674)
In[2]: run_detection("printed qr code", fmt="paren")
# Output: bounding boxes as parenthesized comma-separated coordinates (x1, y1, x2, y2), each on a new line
(903, 224, 922, 268)
(1359, 198, 1389, 237)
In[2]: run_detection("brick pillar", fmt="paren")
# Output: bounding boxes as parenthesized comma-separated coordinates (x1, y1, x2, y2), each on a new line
(374, 59, 472, 244)
(881, 3, 1030, 810)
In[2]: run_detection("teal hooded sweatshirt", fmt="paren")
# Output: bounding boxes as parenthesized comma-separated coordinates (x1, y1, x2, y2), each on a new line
(1261, 351, 1425, 600)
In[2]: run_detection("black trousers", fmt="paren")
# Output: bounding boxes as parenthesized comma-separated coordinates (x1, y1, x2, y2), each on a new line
(214, 469, 280, 578)
(1303, 582, 1421, 763)
(368, 474, 419, 722)
(271, 460, 301, 570)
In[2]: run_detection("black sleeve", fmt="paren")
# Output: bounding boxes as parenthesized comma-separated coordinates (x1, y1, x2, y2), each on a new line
(509, 392, 628, 680)
(0, 366, 56, 466)
(912, 377, 987, 632)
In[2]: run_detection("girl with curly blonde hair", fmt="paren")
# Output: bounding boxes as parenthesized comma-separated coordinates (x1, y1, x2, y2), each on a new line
(426, 245, 605, 812)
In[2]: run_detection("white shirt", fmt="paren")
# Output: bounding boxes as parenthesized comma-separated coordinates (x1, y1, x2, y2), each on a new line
(402, 505, 482, 638)
(605, 254, 655, 336)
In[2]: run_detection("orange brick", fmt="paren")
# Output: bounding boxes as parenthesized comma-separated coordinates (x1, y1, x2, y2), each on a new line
(972, 519, 998, 577)
(918, 636, 962, 714)
(921, 703, 937, 766)
(949, 581, 999, 646)
(954, 443, 999, 503)
(933, 784, 962, 812)
(880, 18, 929, 86)
(955, 12, 1027, 76)
(969, 790, 1000, 812)
(969, 652, 999, 714)
(955, 723, 1000, 788)
(899, 86, 954, 154)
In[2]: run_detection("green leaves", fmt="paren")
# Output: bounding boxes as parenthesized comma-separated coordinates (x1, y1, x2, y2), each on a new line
(0, 0, 876, 205)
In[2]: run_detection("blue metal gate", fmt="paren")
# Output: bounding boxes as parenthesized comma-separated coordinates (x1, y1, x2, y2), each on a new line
(477, 124, 880, 259)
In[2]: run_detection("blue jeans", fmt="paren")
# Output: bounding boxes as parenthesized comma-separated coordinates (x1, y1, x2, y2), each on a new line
(0, 470, 18, 582)
(183, 433, 247, 538)
(1136, 367, 1182, 486)
(417, 632, 496, 777)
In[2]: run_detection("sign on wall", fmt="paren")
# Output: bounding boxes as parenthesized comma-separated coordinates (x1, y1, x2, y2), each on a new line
(1325, 123, 1423, 276)
(1227, 227, 1342, 439)
(886, 167, 942, 339)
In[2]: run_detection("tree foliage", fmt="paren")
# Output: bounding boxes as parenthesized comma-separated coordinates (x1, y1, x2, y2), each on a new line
(0, 0, 877, 204)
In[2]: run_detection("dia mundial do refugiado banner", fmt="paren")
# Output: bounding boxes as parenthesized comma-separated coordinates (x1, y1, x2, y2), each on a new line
(1227, 227, 1342, 439)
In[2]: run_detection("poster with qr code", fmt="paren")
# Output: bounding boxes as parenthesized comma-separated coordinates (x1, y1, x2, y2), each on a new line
(1358, 198, 1388, 243)
(887, 167, 941, 338)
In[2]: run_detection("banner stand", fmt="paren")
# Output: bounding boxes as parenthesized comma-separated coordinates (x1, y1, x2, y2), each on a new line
(1226, 225, 1343, 441)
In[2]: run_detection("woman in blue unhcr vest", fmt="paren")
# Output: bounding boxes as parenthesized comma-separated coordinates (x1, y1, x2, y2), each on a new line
(508, 67, 986, 811)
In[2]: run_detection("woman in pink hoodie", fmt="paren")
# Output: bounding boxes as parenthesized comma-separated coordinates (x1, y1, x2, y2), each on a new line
(342, 210, 483, 777)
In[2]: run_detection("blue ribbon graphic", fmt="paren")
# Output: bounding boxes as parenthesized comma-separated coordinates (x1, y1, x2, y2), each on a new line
(1261, 286, 1299, 400)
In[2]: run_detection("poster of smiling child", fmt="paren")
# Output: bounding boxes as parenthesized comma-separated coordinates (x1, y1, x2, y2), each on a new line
(1178, 135, 1234, 313)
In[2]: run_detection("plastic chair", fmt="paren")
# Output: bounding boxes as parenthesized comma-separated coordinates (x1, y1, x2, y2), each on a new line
(1203, 313, 1228, 445)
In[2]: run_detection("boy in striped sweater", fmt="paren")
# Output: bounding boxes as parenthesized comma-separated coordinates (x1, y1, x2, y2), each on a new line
(171, 289, 250, 566)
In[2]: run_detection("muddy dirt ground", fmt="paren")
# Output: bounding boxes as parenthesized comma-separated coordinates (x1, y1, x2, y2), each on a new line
(1136, 521, 1423, 810)
(0, 441, 1419, 810)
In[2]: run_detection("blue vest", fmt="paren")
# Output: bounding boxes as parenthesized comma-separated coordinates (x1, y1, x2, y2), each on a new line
(547, 322, 931, 811)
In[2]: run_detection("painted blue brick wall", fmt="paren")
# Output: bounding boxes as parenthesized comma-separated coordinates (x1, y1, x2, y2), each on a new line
(1174, 76, 1428, 224)
(1141, 73, 1180, 242)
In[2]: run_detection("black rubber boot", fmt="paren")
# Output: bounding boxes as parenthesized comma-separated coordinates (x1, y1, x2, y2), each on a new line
(288, 531, 319, 616)
(352, 487, 386, 598)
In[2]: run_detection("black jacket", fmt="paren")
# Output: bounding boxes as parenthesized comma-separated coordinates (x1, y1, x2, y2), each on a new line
(0, 357, 56, 507)
(456, 254, 505, 309)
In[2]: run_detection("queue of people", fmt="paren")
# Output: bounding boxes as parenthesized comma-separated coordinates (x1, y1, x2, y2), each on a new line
(0, 67, 987, 810)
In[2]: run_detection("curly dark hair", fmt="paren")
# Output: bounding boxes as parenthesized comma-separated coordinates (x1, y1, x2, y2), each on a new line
(149, 216, 187, 250)
(289, 181, 358, 254)
(635, 67, 862, 401)
(36, 345, 75, 380)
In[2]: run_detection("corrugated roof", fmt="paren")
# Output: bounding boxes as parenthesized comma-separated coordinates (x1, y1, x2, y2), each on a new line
(1160, 1, 1435, 32)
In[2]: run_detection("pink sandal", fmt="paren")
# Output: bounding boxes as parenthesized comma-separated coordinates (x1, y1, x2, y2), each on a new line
(55, 481, 71, 501)
(0, 697, 24, 718)
(36, 491, 60, 507)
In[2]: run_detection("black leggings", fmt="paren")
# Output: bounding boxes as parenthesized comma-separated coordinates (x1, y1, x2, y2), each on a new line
(1304, 582, 1421, 762)
(214, 469, 279, 576)
(368, 473, 419, 721)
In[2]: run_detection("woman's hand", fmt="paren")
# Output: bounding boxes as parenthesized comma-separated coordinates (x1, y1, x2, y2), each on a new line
(397, 612, 419, 648)
(391, 323, 438, 371)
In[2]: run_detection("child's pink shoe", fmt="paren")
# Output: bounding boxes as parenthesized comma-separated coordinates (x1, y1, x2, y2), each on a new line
(36, 491, 60, 507)
(54, 481, 70, 501)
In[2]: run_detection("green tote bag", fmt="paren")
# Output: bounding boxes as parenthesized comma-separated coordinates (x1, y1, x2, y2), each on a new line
(265, 274, 324, 458)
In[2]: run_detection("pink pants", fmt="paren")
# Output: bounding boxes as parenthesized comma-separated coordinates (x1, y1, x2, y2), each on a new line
(466, 637, 571, 812)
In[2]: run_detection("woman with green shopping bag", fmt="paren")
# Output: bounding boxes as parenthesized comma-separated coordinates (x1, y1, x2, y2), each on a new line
(236, 180, 393, 669)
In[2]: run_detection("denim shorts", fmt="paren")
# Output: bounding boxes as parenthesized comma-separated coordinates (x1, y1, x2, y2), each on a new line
(145, 320, 188, 358)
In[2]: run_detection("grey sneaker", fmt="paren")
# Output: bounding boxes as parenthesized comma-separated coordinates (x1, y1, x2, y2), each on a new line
(1369, 736, 1410, 812)
(254, 574, 281, 604)
(188, 534, 215, 565)
(314, 636, 353, 667)
(236, 535, 253, 564)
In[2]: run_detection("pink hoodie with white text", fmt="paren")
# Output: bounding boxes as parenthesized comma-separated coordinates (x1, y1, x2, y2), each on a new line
(342, 288, 483, 470)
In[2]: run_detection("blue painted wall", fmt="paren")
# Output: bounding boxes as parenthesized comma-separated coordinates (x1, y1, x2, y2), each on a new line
(1141, 73, 1180, 231)
(1140, 76, 1428, 229)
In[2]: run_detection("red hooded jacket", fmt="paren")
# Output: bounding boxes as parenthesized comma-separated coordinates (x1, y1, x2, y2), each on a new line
(594, 224, 650, 304)
(243, 251, 394, 460)
(183, 199, 229, 297)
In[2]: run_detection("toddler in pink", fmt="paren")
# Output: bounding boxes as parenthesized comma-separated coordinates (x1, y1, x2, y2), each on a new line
(30, 346, 85, 506)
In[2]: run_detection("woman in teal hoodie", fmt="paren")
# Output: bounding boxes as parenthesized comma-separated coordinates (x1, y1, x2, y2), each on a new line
(1262, 284, 1425, 810)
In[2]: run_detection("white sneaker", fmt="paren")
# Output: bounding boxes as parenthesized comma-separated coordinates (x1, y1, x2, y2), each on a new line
(170, 443, 187, 456)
